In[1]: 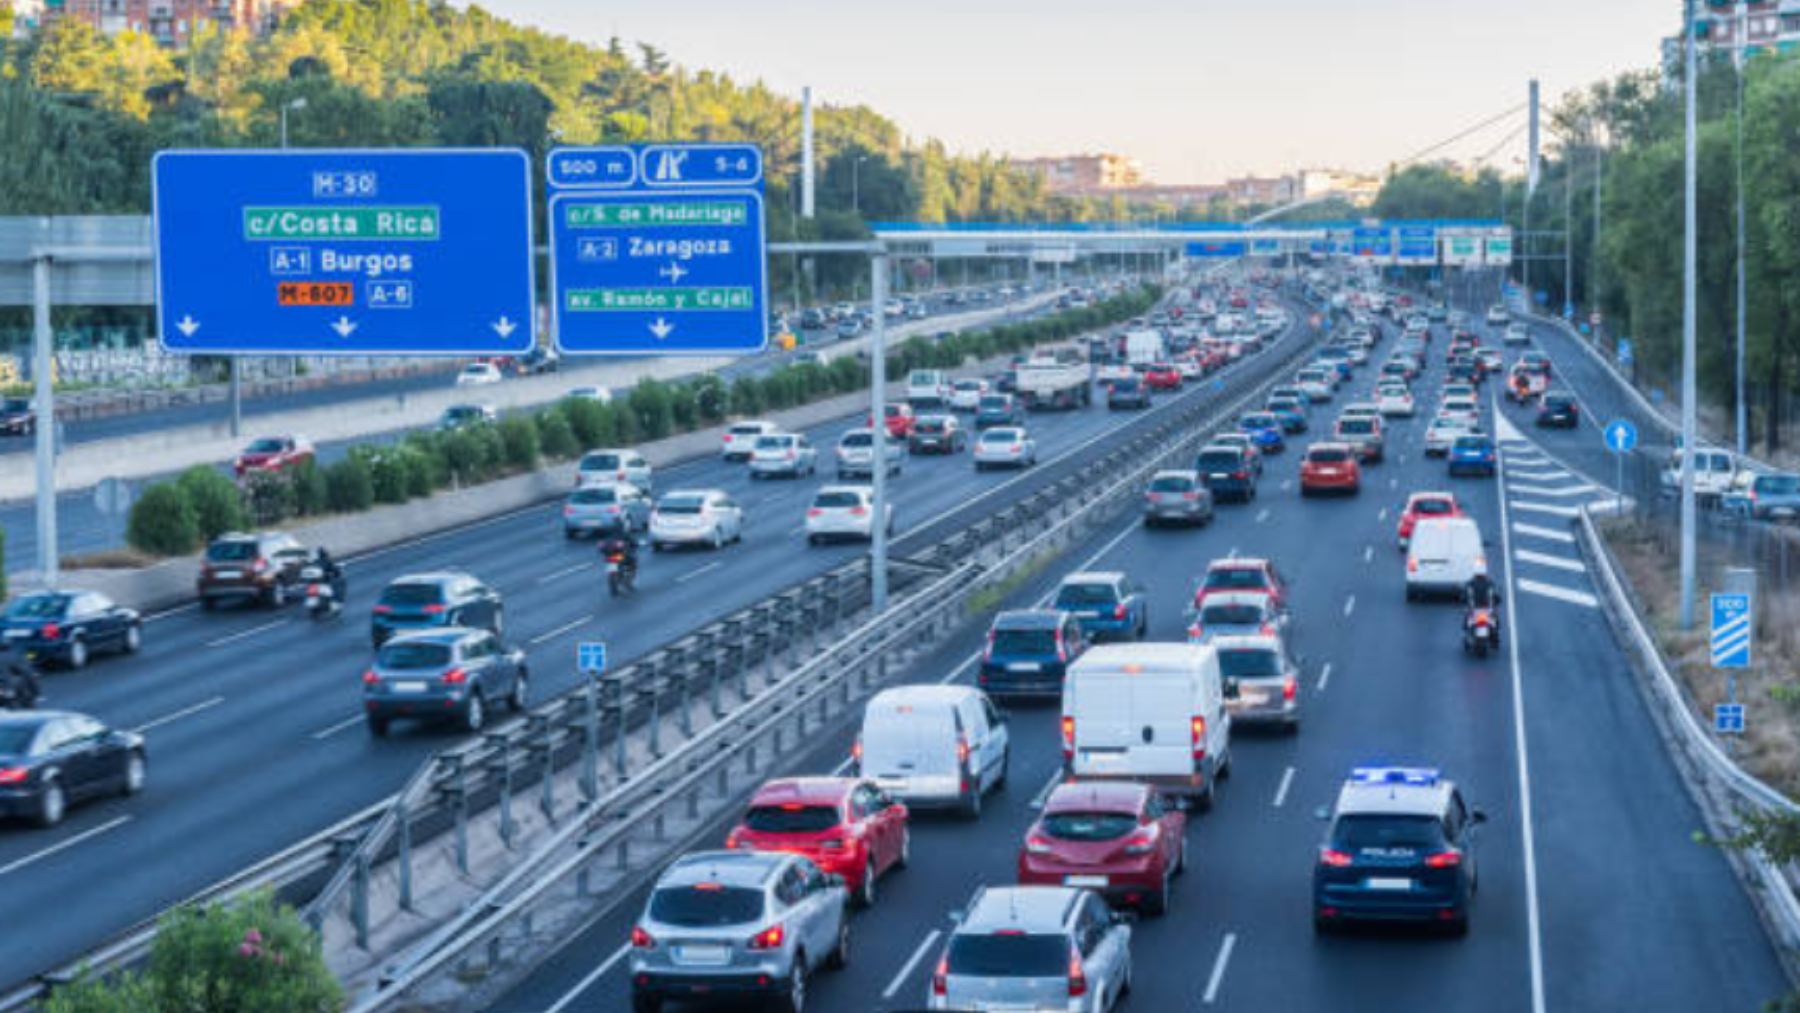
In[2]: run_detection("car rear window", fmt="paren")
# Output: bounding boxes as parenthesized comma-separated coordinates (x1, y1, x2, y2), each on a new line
(571, 487, 619, 504)
(981, 429, 1019, 443)
(1219, 648, 1282, 679)
(1197, 451, 1240, 470)
(0, 723, 40, 755)
(649, 885, 766, 927)
(580, 453, 622, 471)
(744, 805, 842, 834)
(1112, 378, 1141, 391)
(947, 933, 1069, 978)
(1453, 438, 1490, 452)
(841, 431, 873, 447)
(754, 436, 790, 450)
(1307, 448, 1350, 463)
(658, 497, 705, 515)
(915, 419, 949, 434)
(1413, 498, 1455, 515)
(813, 491, 862, 509)
(978, 395, 1009, 410)
(1040, 811, 1138, 841)
(206, 540, 259, 562)
(993, 629, 1057, 654)
(1202, 603, 1264, 626)
(6, 594, 70, 619)
(1205, 568, 1264, 590)
(728, 425, 764, 436)
(1055, 583, 1117, 606)
(379, 583, 445, 607)
(1149, 475, 1194, 493)
(379, 642, 453, 670)
(1761, 475, 1800, 495)
(1331, 814, 1446, 851)
(1243, 415, 1276, 428)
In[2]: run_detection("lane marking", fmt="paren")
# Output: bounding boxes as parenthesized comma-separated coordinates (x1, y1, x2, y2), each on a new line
(1510, 500, 1579, 518)
(544, 942, 632, 1013)
(1388, 477, 1398, 489)
(1272, 766, 1296, 808)
(1227, 546, 1238, 559)
(1515, 549, 1585, 574)
(1362, 545, 1373, 564)
(1509, 469, 1572, 481)
(674, 561, 724, 584)
(1280, 479, 1293, 491)
(1316, 662, 1333, 691)
(535, 561, 592, 585)
(1508, 482, 1597, 498)
(204, 618, 289, 649)
(310, 714, 364, 741)
(1516, 578, 1599, 608)
(1255, 508, 1271, 524)
(1342, 595, 1356, 618)
(131, 695, 225, 734)
(1377, 507, 1389, 522)
(1511, 522, 1574, 544)
(529, 616, 592, 646)
(1029, 767, 1064, 810)
(1201, 932, 1238, 1005)
(0, 816, 132, 878)
(883, 929, 943, 999)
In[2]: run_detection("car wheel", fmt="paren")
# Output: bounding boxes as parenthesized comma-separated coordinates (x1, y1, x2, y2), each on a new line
(711, 528, 724, 550)
(37, 778, 65, 828)
(962, 782, 983, 820)
(1445, 911, 1470, 937)
(631, 994, 661, 1013)
(857, 859, 878, 908)
(807, 534, 820, 546)
(1144, 866, 1171, 917)
(778, 963, 807, 1013)
(66, 636, 88, 670)
(509, 670, 529, 712)
(463, 692, 486, 733)
(123, 624, 142, 654)
(367, 716, 390, 737)
(994, 749, 1009, 791)
(121, 750, 147, 796)
(1175, 835, 1188, 876)
(200, 596, 217, 612)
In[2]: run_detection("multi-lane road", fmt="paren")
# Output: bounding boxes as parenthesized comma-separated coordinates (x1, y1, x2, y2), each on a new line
(493, 300, 1789, 1013)
(0, 284, 1299, 990)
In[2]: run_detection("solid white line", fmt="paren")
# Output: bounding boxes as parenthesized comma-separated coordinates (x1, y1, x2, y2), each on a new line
(1509, 469, 1572, 481)
(1272, 766, 1296, 808)
(1494, 399, 1550, 1013)
(1030, 767, 1065, 810)
(535, 561, 592, 585)
(1201, 932, 1238, 1004)
(1510, 500, 1579, 518)
(1512, 522, 1575, 544)
(1316, 662, 1333, 691)
(309, 714, 365, 741)
(883, 929, 943, 999)
(1388, 477, 1398, 489)
(544, 942, 633, 1013)
(1377, 507, 1388, 522)
(204, 618, 289, 649)
(1255, 508, 1271, 523)
(1516, 578, 1599, 608)
(0, 816, 132, 878)
(675, 561, 724, 584)
(131, 695, 225, 734)
(1515, 549, 1585, 574)
(529, 616, 591, 646)
(1509, 482, 1596, 498)
(1342, 595, 1356, 618)
(1362, 545, 1373, 564)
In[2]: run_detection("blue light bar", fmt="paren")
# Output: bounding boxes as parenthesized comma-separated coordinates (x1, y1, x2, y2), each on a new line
(1349, 766, 1440, 786)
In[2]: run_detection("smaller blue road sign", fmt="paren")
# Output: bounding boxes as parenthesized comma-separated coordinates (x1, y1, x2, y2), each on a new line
(1711, 593, 1752, 669)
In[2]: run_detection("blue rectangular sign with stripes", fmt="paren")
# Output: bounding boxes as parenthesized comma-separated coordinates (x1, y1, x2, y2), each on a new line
(1710, 593, 1751, 669)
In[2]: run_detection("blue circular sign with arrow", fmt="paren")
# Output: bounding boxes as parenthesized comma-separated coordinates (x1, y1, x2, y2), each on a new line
(1604, 418, 1638, 454)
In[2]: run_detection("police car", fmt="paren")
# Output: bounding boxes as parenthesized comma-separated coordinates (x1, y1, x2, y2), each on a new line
(1312, 767, 1486, 935)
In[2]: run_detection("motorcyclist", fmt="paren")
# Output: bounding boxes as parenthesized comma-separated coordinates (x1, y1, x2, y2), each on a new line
(599, 533, 638, 591)
(0, 658, 41, 710)
(312, 547, 346, 605)
(1463, 572, 1503, 639)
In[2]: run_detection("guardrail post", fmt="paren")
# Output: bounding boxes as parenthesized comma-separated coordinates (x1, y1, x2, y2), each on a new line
(639, 672, 663, 758)
(581, 676, 600, 803)
(397, 795, 414, 914)
(352, 850, 371, 950)
(488, 735, 516, 850)
(666, 650, 693, 738)
(530, 714, 555, 822)
(603, 674, 627, 777)
(440, 754, 469, 875)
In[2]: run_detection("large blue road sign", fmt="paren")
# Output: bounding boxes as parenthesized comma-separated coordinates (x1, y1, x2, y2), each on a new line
(1351, 227, 1392, 259)
(548, 143, 767, 356)
(152, 149, 535, 356)
(1711, 592, 1752, 669)
(1395, 225, 1436, 264)
(1186, 241, 1247, 258)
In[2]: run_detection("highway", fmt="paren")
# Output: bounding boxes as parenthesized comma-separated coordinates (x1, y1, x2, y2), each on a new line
(492, 301, 1789, 1013)
(0, 285, 1298, 990)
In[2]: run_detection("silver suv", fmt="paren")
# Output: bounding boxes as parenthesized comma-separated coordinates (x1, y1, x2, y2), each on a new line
(929, 885, 1132, 1012)
(629, 850, 850, 1013)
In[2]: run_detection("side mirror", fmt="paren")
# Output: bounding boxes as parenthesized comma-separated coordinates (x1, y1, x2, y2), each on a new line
(1472, 808, 1489, 825)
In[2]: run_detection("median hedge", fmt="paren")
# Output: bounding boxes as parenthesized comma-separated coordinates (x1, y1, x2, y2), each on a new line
(123, 285, 1159, 558)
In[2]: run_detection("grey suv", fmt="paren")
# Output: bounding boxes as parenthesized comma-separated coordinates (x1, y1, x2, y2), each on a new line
(370, 572, 503, 648)
(930, 885, 1132, 1011)
(629, 850, 851, 1013)
(362, 628, 528, 737)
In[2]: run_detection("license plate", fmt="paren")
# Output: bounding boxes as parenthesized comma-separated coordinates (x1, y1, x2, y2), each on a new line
(1064, 875, 1109, 888)
(392, 681, 429, 693)
(1241, 692, 1269, 706)
(1007, 662, 1042, 673)
(1365, 877, 1412, 891)
(213, 570, 242, 580)
(676, 944, 729, 965)
(3, 630, 27, 640)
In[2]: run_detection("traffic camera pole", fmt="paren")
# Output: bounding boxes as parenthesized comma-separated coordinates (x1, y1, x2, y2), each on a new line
(870, 252, 890, 613)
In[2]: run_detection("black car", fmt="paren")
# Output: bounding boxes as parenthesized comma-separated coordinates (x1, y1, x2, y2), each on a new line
(1314, 767, 1486, 935)
(799, 308, 826, 330)
(0, 710, 145, 827)
(1, 591, 142, 670)
(1107, 376, 1151, 410)
(516, 346, 560, 376)
(993, 369, 1018, 394)
(1537, 392, 1580, 428)
(978, 609, 1087, 698)
(908, 415, 966, 455)
(362, 628, 529, 736)
(371, 572, 504, 648)
(0, 397, 33, 437)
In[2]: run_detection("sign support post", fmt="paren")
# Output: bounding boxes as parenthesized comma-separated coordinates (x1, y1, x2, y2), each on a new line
(870, 252, 889, 614)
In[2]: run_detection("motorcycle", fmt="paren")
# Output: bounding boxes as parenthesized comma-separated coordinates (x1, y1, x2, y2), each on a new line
(604, 550, 636, 598)
(300, 565, 342, 621)
(1462, 607, 1498, 657)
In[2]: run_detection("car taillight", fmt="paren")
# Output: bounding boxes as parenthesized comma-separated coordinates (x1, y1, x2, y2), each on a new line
(748, 924, 784, 950)
(362, 670, 379, 685)
(931, 954, 949, 996)
(1319, 848, 1354, 867)
(850, 506, 868, 516)
(1283, 676, 1297, 701)
(1183, 491, 1200, 501)
(563, 506, 575, 516)
(1233, 470, 1248, 479)
(851, 738, 863, 766)
(1113, 603, 1128, 620)
(956, 737, 971, 765)
(1061, 716, 1075, 760)
(1123, 829, 1156, 855)
(0, 768, 28, 785)
(253, 558, 269, 573)
(1054, 632, 1067, 663)
(40, 623, 60, 640)
(441, 668, 468, 685)
(631, 925, 655, 949)
(1474, 555, 1487, 572)
(373, 604, 393, 615)
(1190, 716, 1206, 760)
(806, 508, 823, 518)
(1067, 945, 1088, 997)
(1425, 849, 1463, 869)
(1026, 834, 1054, 854)
(1407, 557, 1418, 573)
(422, 604, 447, 615)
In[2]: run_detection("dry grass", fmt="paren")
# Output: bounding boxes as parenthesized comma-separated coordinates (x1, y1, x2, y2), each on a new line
(60, 548, 158, 571)
(1600, 518, 1800, 799)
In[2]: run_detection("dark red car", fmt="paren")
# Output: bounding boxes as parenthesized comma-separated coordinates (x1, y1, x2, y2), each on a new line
(1397, 491, 1464, 548)
(1018, 781, 1187, 915)
(1299, 442, 1362, 496)
(724, 777, 909, 907)
(233, 435, 314, 477)
(1193, 557, 1289, 613)
(869, 402, 916, 440)
(1143, 363, 1183, 391)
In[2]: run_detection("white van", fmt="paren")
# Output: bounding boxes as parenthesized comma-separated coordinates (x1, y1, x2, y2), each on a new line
(906, 370, 951, 408)
(855, 685, 1010, 817)
(1405, 516, 1486, 600)
(1060, 643, 1231, 809)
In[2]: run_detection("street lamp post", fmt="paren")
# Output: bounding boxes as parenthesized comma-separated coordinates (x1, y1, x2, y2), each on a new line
(1680, 0, 1699, 629)
(279, 96, 306, 150)
(1735, 38, 1748, 456)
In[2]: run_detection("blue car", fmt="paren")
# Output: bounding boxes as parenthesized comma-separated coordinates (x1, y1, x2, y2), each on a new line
(1315, 767, 1486, 935)
(978, 609, 1088, 698)
(1052, 571, 1148, 641)
(1447, 435, 1496, 477)
(1267, 400, 1310, 434)
(1239, 413, 1287, 453)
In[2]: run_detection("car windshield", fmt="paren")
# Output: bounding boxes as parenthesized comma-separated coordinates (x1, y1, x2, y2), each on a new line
(993, 628, 1058, 654)
(648, 885, 766, 927)
(245, 438, 285, 454)
(5, 594, 69, 619)
(954, 380, 981, 391)
(744, 805, 842, 834)
(1040, 811, 1138, 841)
(1219, 648, 1282, 678)
(378, 641, 453, 670)
(658, 497, 705, 515)
(1202, 603, 1264, 625)
(571, 487, 619, 504)
(379, 584, 444, 607)
(1149, 475, 1194, 493)
(580, 453, 622, 470)
(813, 491, 862, 509)
(947, 933, 1069, 978)
(1761, 475, 1800, 495)
(981, 430, 1020, 443)
(1056, 583, 1117, 606)
(1413, 498, 1455, 516)
(1331, 814, 1447, 851)
(1197, 451, 1240, 470)
(206, 540, 258, 561)
(978, 396, 1009, 410)
(1307, 448, 1350, 463)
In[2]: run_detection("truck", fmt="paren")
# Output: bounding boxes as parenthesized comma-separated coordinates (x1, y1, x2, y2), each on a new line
(1124, 329, 1165, 367)
(1016, 351, 1092, 411)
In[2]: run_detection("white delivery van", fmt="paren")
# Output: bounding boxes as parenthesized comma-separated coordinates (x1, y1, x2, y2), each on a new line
(855, 685, 1010, 818)
(1405, 516, 1486, 601)
(906, 369, 951, 408)
(1060, 643, 1231, 809)
(1124, 330, 1166, 367)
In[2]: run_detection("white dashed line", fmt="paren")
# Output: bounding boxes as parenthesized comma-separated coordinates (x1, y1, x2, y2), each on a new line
(1316, 662, 1333, 691)
(529, 616, 592, 645)
(0, 816, 132, 879)
(884, 930, 943, 999)
(1377, 508, 1389, 522)
(544, 942, 633, 1013)
(1202, 932, 1238, 1004)
(1273, 766, 1296, 807)
(1515, 549, 1585, 573)
(1511, 522, 1575, 543)
(1030, 768, 1065, 809)
(1362, 545, 1373, 563)
(1508, 483, 1596, 498)
(309, 714, 364, 741)
(675, 561, 724, 584)
(1255, 508, 1271, 523)
(132, 695, 225, 734)
(204, 618, 289, 649)
(1510, 501, 1579, 518)
(1342, 595, 1356, 618)
(1516, 579, 1599, 608)
(535, 561, 593, 585)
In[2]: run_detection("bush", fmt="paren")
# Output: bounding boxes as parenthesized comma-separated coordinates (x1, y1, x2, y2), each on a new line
(177, 466, 247, 541)
(692, 376, 728, 424)
(630, 379, 675, 440)
(730, 376, 763, 415)
(242, 470, 296, 527)
(361, 448, 412, 505)
(610, 400, 640, 444)
(401, 432, 449, 491)
(668, 381, 699, 432)
(0, 526, 5, 601)
(499, 415, 541, 471)
(324, 457, 373, 513)
(127, 482, 200, 556)
(288, 460, 328, 517)
(536, 408, 579, 460)
(562, 396, 606, 447)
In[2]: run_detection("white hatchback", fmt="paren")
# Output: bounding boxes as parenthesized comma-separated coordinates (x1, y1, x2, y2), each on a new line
(455, 362, 502, 386)
(649, 489, 744, 551)
(805, 486, 892, 544)
(721, 420, 778, 461)
(973, 427, 1038, 470)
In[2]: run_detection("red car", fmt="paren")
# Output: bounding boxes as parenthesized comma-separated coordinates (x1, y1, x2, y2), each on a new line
(1397, 491, 1464, 549)
(724, 777, 909, 907)
(1143, 363, 1183, 391)
(233, 435, 314, 477)
(1299, 441, 1362, 496)
(869, 402, 916, 440)
(1193, 557, 1289, 613)
(1018, 781, 1187, 915)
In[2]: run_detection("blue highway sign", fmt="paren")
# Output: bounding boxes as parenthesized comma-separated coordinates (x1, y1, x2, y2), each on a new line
(577, 641, 608, 674)
(152, 149, 535, 356)
(1351, 227, 1392, 259)
(1186, 241, 1247, 258)
(1395, 225, 1436, 264)
(1616, 338, 1634, 366)
(1715, 702, 1746, 735)
(1710, 593, 1752, 669)
(1604, 419, 1638, 454)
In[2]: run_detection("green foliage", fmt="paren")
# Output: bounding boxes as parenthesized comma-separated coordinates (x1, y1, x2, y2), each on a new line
(126, 482, 199, 556)
(287, 459, 329, 517)
(629, 379, 675, 441)
(691, 376, 729, 424)
(498, 414, 541, 471)
(357, 447, 412, 505)
(0, 525, 6, 602)
(175, 466, 246, 542)
(535, 407, 579, 460)
(324, 456, 373, 513)
(241, 469, 296, 527)
(729, 376, 764, 416)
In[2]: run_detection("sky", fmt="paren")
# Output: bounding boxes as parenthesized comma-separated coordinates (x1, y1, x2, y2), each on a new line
(478, 0, 1671, 183)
